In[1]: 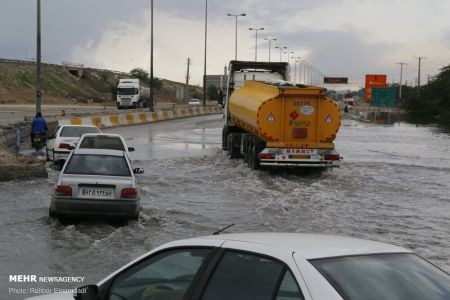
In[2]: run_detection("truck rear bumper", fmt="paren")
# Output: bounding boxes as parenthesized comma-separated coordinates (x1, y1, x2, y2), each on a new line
(260, 161, 339, 168)
(259, 148, 341, 168)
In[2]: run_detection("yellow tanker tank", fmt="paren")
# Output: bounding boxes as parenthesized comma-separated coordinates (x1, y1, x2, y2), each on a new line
(229, 81, 341, 149)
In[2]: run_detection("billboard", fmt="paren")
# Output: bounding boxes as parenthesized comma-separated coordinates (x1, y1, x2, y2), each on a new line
(365, 74, 387, 102)
(324, 77, 348, 84)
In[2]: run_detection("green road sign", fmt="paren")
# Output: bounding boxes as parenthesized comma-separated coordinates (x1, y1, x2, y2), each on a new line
(371, 87, 396, 107)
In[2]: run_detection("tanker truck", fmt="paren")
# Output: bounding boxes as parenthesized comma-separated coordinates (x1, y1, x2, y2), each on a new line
(116, 78, 150, 109)
(222, 60, 341, 170)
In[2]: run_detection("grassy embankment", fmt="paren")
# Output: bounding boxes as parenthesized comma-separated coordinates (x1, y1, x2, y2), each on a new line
(0, 61, 200, 105)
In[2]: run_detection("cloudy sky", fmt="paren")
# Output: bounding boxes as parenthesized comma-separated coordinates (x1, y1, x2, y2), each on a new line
(1, 0, 450, 87)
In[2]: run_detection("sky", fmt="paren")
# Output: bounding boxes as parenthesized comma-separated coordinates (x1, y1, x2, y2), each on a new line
(1, 0, 450, 87)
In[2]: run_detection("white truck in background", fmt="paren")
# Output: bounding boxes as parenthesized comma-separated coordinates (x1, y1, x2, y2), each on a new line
(116, 79, 150, 109)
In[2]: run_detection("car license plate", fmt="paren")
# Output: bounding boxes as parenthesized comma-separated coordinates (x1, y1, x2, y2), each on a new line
(79, 188, 113, 199)
(290, 155, 310, 160)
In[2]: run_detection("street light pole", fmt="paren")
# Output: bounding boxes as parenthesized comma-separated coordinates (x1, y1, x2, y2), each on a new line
(275, 46, 286, 62)
(227, 13, 246, 60)
(298, 60, 305, 84)
(264, 37, 276, 62)
(36, 0, 42, 114)
(149, 0, 154, 111)
(203, 0, 207, 107)
(291, 56, 301, 83)
(284, 51, 294, 63)
(249, 27, 264, 61)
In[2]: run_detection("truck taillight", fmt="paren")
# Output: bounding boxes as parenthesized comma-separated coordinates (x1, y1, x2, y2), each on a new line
(121, 188, 138, 198)
(58, 143, 70, 149)
(259, 153, 275, 159)
(55, 185, 72, 196)
(324, 154, 340, 161)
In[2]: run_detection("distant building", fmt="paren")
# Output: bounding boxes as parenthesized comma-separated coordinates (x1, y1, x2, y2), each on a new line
(205, 75, 228, 90)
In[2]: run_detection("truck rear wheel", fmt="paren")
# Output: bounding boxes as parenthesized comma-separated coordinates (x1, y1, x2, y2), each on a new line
(222, 126, 229, 151)
(228, 133, 242, 159)
(242, 135, 249, 163)
(249, 136, 264, 170)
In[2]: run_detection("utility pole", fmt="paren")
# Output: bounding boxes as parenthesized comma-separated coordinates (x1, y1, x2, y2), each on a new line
(149, 0, 154, 111)
(397, 62, 407, 102)
(36, 0, 42, 114)
(185, 58, 192, 104)
(203, 0, 207, 107)
(413, 56, 426, 88)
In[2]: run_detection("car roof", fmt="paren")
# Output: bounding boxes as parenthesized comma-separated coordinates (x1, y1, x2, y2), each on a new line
(80, 133, 122, 138)
(196, 233, 410, 259)
(72, 148, 126, 156)
(60, 125, 98, 128)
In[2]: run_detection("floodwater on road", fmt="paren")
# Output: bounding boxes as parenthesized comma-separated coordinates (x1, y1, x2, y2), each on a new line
(1, 115, 449, 298)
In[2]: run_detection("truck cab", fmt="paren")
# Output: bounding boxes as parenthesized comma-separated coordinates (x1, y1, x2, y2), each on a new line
(116, 79, 150, 109)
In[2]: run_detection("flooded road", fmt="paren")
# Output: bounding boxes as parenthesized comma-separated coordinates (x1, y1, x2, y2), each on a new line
(1, 115, 449, 298)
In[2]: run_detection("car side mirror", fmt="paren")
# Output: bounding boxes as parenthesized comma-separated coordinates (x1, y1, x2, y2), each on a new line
(74, 284, 98, 300)
(128, 147, 135, 152)
(68, 146, 75, 150)
(133, 168, 144, 174)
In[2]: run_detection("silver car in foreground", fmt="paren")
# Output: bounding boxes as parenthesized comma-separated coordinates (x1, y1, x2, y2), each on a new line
(25, 233, 450, 300)
(49, 149, 143, 221)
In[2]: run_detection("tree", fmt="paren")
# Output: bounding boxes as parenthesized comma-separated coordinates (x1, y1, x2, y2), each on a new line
(129, 68, 163, 90)
(403, 64, 450, 127)
(130, 68, 149, 82)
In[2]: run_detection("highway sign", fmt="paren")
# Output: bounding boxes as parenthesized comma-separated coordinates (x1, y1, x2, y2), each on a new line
(371, 87, 396, 107)
(324, 77, 348, 84)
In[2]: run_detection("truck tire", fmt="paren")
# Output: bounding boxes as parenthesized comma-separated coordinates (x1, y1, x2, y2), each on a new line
(242, 135, 251, 163)
(222, 126, 229, 151)
(247, 137, 254, 168)
(249, 136, 264, 170)
(228, 133, 242, 159)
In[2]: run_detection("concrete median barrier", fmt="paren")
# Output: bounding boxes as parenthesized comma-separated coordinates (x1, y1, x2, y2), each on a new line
(58, 106, 223, 128)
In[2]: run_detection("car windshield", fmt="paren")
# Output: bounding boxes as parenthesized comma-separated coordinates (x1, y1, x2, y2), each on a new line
(310, 253, 450, 300)
(64, 154, 131, 177)
(60, 126, 100, 138)
(79, 136, 125, 151)
(118, 88, 138, 95)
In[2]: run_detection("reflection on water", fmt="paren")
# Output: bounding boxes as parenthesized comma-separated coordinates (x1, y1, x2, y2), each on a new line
(1, 116, 449, 299)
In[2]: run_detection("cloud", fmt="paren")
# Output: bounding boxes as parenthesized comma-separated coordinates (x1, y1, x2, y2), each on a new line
(71, 9, 243, 84)
(2, 0, 450, 86)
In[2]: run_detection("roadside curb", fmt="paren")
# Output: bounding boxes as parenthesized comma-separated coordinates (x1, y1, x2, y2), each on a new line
(58, 106, 223, 128)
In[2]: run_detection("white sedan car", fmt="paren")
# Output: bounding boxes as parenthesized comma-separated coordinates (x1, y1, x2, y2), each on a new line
(46, 125, 101, 163)
(188, 98, 201, 105)
(25, 233, 450, 300)
(75, 133, 135, 158)
(49, 148, 142, 221)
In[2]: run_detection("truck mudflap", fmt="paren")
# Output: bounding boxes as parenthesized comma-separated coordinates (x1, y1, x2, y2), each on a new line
(258, 148, 341, 168)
